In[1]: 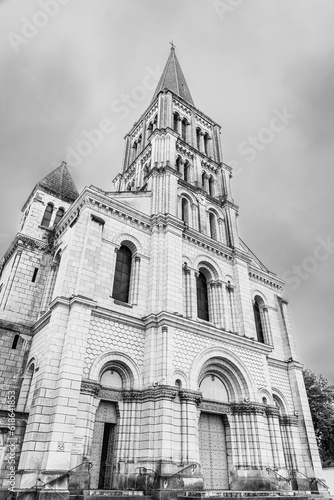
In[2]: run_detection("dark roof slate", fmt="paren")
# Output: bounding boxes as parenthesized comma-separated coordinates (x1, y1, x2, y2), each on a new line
(151, 47, 194, 105)
(37, 162, 79, 203)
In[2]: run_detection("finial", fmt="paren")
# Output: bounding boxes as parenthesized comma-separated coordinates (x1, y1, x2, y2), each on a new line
(169, 40, 176, 50)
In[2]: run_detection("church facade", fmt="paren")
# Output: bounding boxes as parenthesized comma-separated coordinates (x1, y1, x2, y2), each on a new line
(0, 48, 327, 499)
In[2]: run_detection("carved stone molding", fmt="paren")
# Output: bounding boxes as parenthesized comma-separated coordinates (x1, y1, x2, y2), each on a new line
(279, 414, 298, 426)
(80, 379, 101, 396)
(122, 386, 178, 402)
(179, 390, 203, 405)
(265, 406, 280, 418)
(200, 400, 230, 414)
(231, 403, 266, 415)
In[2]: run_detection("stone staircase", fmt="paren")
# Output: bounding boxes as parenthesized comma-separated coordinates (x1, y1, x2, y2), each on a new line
(180, 491, 331, 500)
(68, 490, 332, 500)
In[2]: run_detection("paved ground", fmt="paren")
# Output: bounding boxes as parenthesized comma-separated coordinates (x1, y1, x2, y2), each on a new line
(322, 468, 334, 495)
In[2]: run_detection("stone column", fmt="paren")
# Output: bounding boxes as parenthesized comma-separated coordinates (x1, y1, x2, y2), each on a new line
(183, 264, 192, 318)
(216, 281, 225, 329)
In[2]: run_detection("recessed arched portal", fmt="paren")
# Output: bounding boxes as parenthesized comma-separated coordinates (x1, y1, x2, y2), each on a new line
(194, 349, 254, 490)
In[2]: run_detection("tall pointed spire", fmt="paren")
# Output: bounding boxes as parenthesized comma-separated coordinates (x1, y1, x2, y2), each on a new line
(151, 46, 194, 105)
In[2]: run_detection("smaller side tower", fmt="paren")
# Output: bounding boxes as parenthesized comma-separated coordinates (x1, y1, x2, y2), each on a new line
(0, 162, 78, 490)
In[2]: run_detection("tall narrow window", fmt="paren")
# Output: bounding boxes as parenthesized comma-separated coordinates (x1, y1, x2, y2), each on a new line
(181, 198, 189, 224)
(184, 161, 189, 182)
(132, 141, 138, 161)
(12, 334, 20, 350)
(209, 212, 217, 239)
(147, 122, 153, 137)
(176, 156, 182, 173)
(153, 115, 158, 130)
(137, 134, 142, 153)
(112, 246, 132, 303)
(208, 176, 214, 196)
(253, 297, 264, 343)
(197, 271, 209, 321)
(181, 118, 187, 141)
(173, 113, 179, 132)
(204, 133, 210, 155)
(54, 207, 65, 226)
(202, 171, 206, 189)
(41, 203, 54, 228)
(196, 128, 201, 150)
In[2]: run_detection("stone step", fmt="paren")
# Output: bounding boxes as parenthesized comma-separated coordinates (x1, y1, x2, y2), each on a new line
(83, 492, 145, 497)
(80, 492, 152, 500)
(180, 492, 314, 499)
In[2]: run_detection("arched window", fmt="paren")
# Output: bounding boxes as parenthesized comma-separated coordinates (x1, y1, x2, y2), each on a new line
(184, 161, 189, 182)
(196, 128, 201, 150)
(181, 118, 187, 141)
(209, 212, 217, 239)
(181, 198, 189, 224)
(197, 270, 209, 321)
(204, 133, 210, 156)
(54, 207, 65, 226)
(253, 296, 265, 343)
(112, 245, 132, 303)
(208, 176, 214, 196)
(41, 203, 54, 228)
(173, 112, 179, 132)
(153, 115, 158, 130)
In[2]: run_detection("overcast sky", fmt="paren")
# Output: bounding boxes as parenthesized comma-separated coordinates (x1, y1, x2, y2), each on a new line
(1, 0, 334, 382)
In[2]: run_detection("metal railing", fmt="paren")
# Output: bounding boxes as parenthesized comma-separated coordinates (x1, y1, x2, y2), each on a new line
(137, 463, 197, 481)
(14, 461, 92, 499)
(266, 467, 290, 482)
(290, 469, 329, 490)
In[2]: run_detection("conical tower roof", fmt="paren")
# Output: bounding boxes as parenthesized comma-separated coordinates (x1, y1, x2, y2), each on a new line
(151, 47, 194, 105)
(37, 162, 79, 203)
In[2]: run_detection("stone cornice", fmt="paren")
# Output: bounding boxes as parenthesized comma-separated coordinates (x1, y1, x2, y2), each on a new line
(265, 405, 280, 418)
(0, 319, 32, 336)
(182, 228, 234, 262)
(231, 402, 267, 415)
(142, 311, 273, 355)
(81, 379, 101, 396)
(91, 305, 145, 330)
(122, 386, 178, 402)
(164, 89, 221, 130)
(31, 312, 51, 334)
(1, 233, 49, 269)
(279, 414, 299, 426)
(267, 358, 289, 370)
(179, 389, 203, 405)
(55, 187, 152, 240)
(249, 266, 284, 291)
(200, 400, 230, 414)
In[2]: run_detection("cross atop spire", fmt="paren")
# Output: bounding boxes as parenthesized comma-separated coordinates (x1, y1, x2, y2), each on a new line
(151, 47, 194, 105)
